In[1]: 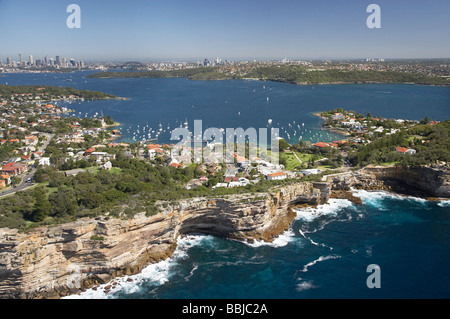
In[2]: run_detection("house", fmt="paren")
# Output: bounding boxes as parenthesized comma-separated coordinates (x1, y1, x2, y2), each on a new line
(184, 179, 205, 190)
(100, 161, 112, 170)
(64, 168, 86, 177)
(224, 176, 239, 183)
(39, 157, 51, 166)
(212, 183, 228, 190)
(0, 179, 5, 189)
(199, 176, 209, 183)
(84, 148, 95, 156)
(313, 142, 331, 148)
(396, 146, 416, 155)
(300, 169, 321, 176)
(332, 113, 345, 120)
(1, 174, 11, 185)
(228, 181, 241, 188)
(266, 172, 287, 180)
(1, 163, 27, 176)
(111, 129, 121, 136)
(238, 177, 250, 186)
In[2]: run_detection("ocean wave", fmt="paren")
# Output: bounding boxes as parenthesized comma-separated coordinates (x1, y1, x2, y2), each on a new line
(64, 234, 214, 299)
(244, 228, 298, 248)
(300, 255, 341, 273)
(293, 198, 355, 222)
(438, 200, 450, 207)
(296, 279, 316, 292)
(298, 229, 333, 251)
(351, 188, 428, 209)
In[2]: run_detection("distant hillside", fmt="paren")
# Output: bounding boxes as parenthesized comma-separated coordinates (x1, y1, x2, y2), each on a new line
(87, 65, 450, 86)
(0, 84, 118, 100)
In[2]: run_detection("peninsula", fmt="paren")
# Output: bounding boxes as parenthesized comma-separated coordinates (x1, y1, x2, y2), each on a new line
(87, 63, 450, 86)
(0, 72, 448, 299)
(0, 104, 448, 298)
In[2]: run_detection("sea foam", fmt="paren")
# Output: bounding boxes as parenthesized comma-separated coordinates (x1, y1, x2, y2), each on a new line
(351, 188, 428, 209)
(64, 234, 214, 299)
(244, 228, 299, 248)
(300, 255, 341, 273)
(293, 198, 355, 222)
(438, 200, 450, 207)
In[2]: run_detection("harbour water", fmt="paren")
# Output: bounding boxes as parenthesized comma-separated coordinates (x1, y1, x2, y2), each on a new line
(1, 71, 449, 145)
(1, 72, 449, 299)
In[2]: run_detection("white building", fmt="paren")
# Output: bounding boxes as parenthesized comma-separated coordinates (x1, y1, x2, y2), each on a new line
(300, 169, 321, 176)
(266, 172, 287, 180)
(101, 161, 112, 170)
(39, 157, 51, 166)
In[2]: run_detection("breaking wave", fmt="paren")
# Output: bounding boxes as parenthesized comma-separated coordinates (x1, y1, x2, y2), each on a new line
(300, 255, 341, 273)
(64, 235, 215, 299)
(351, 189, 428, 210)
(438, 200, 450, 207)
(293, 198, 355, 222)
(244, 228, 299, 248)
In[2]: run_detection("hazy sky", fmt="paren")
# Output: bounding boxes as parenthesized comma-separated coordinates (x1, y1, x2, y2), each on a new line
(1, 0, 449, 62)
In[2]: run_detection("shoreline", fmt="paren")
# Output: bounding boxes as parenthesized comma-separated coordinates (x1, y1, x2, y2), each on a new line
(0, 165, 448, 299)
(67, 183, 449, 299)
(312, 112, 352, 137)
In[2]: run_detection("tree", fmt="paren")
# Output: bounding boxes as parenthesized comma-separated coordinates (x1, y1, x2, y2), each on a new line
(32, 188, 51, 222)
(48, 187, 77, 217)
(278, 139, 290, 151)
(420, 116, 431, 125)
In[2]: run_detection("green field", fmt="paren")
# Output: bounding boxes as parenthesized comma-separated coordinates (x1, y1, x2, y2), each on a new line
(281, 151, 321, 171)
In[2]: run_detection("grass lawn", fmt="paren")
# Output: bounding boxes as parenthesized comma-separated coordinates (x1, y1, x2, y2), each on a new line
(85, 166, 122, 175)
(281, 151, 323, 171)
(380, 161, 398, 166)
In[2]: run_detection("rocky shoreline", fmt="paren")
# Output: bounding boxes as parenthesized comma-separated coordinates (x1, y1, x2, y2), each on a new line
(0, 182, 329, 299)
(0, 165, 448, 299)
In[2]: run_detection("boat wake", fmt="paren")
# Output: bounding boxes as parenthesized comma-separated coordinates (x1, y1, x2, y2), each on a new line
(300, 255, 341, 273)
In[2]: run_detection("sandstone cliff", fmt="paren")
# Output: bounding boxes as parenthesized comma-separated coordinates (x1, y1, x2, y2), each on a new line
(0, 182, 328, 299)
(326, 164, 450, 199)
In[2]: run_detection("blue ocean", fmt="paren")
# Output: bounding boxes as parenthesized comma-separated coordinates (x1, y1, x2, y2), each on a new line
(1, 72, 449, 299)
(67, 191, 450, 299)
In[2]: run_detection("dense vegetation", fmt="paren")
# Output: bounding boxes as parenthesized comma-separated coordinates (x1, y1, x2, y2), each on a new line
(0, 152, 301, 230)
(0, 84, 117, 100)
(349, 120, 450, 167)
(87, 65, 449, 86)
(86, 67, 222, 79)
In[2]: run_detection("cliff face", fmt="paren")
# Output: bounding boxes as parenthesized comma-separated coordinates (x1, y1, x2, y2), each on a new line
(0, 182, 328, 299)
(326, 165, 450, 198)
(362, 165, 450, 198)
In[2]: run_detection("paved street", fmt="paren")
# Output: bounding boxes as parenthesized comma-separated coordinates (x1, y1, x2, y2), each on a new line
(0, 133, 53, 198)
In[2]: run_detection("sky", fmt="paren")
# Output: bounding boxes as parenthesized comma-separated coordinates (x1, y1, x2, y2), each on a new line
(0, 0, 449, 62)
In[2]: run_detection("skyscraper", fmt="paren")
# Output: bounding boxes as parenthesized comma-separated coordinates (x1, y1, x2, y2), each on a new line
(6, 57, 11, 66)
(56, 56, 60, 66)
(29, 55, 33, 65)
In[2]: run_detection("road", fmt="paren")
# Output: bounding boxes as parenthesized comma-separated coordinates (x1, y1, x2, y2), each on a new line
(0, 133, 54, 198)
(0, 168, 36, 198)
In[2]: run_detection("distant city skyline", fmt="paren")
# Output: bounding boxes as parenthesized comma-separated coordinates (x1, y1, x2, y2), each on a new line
(1, 0, 449, 61)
